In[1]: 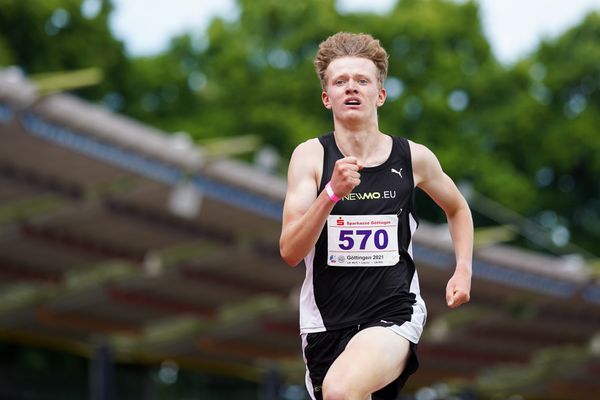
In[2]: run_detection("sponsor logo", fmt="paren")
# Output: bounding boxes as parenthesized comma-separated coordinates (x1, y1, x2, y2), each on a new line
(336, 217, 345, 226)
(391, 168, 403, 178)
(343, 191, 396, 201)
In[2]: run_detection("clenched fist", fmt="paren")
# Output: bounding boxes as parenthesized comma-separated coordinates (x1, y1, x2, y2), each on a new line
(329, 156, 363, 199)
(446, 268, 471, 308)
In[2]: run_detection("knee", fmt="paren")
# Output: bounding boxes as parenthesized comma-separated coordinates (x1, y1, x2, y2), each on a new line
(322, 381, 357, 400)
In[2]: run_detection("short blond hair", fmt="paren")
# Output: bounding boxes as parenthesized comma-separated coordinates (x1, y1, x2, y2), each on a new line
(314, 32, 389, 90)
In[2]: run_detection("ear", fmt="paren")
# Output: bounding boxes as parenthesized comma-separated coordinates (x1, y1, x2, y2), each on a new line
(322, 91, 332, 109)
(376, 87, 387, 107)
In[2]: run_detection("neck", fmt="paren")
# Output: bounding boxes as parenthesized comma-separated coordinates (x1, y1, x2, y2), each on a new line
(333, 113, 379, 137)
(333, 125, 390, 168)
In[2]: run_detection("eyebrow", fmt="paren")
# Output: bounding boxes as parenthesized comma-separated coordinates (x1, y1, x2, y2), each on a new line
(331, 73, 371, 81)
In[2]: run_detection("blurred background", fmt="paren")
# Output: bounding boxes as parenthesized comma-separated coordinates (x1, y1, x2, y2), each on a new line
(1, 0, 599, 399)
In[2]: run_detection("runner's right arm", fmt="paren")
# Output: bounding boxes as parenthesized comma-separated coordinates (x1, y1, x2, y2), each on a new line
(280, 139, 361, 266)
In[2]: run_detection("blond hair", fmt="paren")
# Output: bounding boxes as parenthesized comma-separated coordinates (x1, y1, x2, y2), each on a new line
(314, 32, 389, 90)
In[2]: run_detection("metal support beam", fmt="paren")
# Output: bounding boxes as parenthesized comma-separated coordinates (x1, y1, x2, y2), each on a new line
(89, 341, 116, 400)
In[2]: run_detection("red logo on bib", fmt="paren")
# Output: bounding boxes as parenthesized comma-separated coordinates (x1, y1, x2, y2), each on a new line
(336, 217, 344, 226)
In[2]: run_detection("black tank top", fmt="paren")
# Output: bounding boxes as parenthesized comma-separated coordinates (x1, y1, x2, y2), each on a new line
(299, 132, 424, 333)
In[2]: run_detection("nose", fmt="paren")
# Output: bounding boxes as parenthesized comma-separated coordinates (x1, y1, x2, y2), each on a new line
(345, 85, 358, 94)
(345, 80, 358, 94)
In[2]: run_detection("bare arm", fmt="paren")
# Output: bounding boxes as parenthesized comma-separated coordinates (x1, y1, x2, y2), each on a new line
(411, 141, 473, 308)
(280, 139, 362, 266)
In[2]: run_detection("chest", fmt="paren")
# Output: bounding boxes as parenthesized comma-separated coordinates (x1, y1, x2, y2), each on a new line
(331, 162, 413, 216)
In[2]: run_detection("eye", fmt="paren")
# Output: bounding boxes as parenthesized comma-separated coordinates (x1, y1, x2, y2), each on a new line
(358, 79, 368, 85)
(335, 80, 345, 86)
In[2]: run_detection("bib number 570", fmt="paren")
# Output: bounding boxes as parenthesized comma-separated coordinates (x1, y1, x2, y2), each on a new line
(338, 229, 389, 250)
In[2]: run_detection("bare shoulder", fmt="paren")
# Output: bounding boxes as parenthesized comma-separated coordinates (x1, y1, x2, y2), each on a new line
(291, 138, 323, 161)
(287, 137, 324, 185)
(408, 140, 436, 164)
(408, 140, 442, 186)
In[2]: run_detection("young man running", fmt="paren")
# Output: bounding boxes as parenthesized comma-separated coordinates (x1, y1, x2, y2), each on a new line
(280, 32, 473, 400)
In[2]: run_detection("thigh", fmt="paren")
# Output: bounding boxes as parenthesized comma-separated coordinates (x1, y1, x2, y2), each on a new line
(323, 326, 411, 397)
(303, 329, 352, 399)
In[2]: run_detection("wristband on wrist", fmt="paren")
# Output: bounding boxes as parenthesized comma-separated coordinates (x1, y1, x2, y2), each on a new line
(324, 181, 341, 203)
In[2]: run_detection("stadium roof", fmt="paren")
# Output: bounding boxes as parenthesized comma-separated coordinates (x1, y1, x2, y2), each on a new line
(1, 68, 599, 399)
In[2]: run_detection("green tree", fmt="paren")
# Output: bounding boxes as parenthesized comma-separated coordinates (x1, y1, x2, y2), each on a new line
(480, 12, 600, 253)
(0, 0, 131, 102)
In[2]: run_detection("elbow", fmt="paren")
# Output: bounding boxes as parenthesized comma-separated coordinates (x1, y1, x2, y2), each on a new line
(283, 256, 301, 267)
(279, 242, 302, 267)
(280, 250, 302, 267)
(447, 196, 472, 219)
(461, 200, 473, 220)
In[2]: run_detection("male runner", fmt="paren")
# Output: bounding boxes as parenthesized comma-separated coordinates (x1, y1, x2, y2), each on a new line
(280, 32, 473, 400)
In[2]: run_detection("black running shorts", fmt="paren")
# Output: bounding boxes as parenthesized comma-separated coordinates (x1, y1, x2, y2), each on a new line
(302, 320, 419, 400)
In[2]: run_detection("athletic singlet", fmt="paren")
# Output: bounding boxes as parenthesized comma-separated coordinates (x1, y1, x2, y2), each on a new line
(299, 132, 427, 342)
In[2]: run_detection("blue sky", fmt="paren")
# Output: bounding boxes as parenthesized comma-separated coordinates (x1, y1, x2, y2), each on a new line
(109, 0, 600, 64)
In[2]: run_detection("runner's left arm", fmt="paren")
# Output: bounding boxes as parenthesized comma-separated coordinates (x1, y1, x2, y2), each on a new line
(411, 142, 473, 308)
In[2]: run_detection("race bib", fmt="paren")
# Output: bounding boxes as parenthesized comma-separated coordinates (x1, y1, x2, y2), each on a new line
(327, 214, 400, 267)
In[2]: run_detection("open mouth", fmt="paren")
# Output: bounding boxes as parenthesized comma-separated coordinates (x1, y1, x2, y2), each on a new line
(344, 98, 361, 106)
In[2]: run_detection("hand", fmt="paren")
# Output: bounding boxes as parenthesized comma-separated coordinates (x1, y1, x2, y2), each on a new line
(330, 156, 363, 198)
(445, 267, 471, 308)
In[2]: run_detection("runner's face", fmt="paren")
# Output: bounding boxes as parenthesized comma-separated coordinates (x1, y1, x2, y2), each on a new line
(322, 56, 386, 120)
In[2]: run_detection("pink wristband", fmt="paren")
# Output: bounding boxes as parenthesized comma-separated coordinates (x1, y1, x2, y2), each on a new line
(324, 181, 340, 203)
